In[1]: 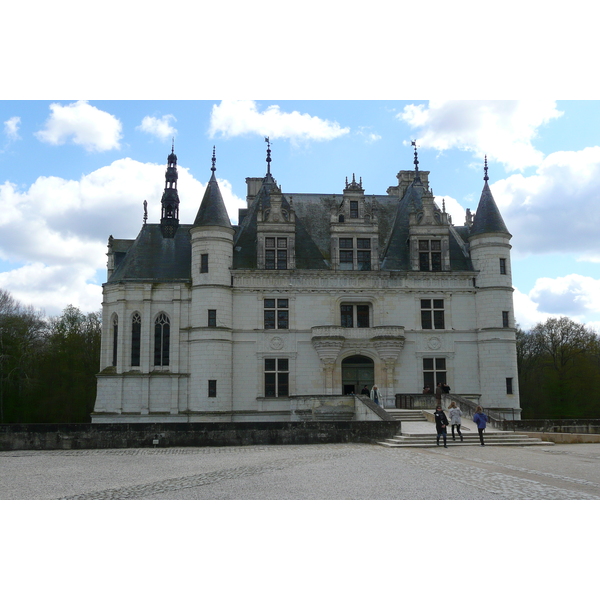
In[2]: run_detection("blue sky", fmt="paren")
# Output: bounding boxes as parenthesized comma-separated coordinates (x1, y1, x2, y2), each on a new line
(2, 98, 600, 330)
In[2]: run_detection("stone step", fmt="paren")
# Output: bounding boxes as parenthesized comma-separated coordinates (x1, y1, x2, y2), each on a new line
(384, 409, 428, 422)
(378, 431, 553, 448)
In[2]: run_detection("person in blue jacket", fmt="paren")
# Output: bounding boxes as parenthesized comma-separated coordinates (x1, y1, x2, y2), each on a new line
(434, 405, 449, 448)
(473, 406, 488, 446)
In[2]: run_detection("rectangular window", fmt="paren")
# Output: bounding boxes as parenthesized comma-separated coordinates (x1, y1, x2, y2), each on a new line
(423, 357, 447, 390)
(500, 258, 507, 274)
(208, 309, 217, 327)
(339, 238, 353, 248)
(200, 254, 209, 273)
(506, 377, 513, 395)
(208, 380, 217, 397)
(265, 237, 287, 269)
(502, 311, 510, 328)
(341, 304, 370, 328)
(357, 238, 371, 271)
(350, 201, 359, 218)
(418, 239, 442, 271)
(264, 358, 289, 397)
(264, 299, 288, 330)
(421, 299, 445, 329)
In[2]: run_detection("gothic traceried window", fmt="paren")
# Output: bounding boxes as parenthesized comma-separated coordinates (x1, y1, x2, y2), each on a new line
(112, 315, 118, 367)
(131, 312, 141, 367)
(154, 312, 170, 366)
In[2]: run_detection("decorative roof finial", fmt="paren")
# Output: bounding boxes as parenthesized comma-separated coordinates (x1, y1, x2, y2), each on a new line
(172, 138, 174, 154)
(211, 146, 216, 173)
(265, 136, 271, 176)
(411, 140, 421, 183)
(484, 155, 489, 182)
(143, 199, 148, 224)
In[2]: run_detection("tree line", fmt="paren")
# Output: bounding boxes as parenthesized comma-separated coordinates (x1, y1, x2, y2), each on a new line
(517, 316, 600, 419)
(0, 289, 100, 423)
(1, 287, 599, 422)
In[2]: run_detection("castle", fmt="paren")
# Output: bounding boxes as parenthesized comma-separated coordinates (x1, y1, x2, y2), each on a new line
(92, 141, 521, 422)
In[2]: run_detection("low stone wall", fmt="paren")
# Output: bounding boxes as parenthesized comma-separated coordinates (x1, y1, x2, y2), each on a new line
(498, 419, 600, 435)
(0, 421, 401, 451)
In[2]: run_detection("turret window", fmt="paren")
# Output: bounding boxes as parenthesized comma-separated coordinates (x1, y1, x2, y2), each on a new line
(200, 254, 209, 273)
(500, 258, 507, 274)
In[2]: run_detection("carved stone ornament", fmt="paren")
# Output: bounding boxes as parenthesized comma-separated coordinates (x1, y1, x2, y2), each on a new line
(427, 336, 441, 350)
(269, 336, 284, 350)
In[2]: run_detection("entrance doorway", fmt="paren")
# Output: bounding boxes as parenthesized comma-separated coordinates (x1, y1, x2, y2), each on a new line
(342, 355, 374, 395)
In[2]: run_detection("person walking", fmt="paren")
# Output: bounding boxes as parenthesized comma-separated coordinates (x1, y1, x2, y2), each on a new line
(434, 405, 449, 448)
(370, 385, 380, 406)
(448, 401, 463, 442)
(473, 406, 489, 446)
(435, 382, 443, 404)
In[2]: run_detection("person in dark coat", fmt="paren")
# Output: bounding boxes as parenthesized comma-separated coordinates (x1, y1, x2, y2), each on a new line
(473, 406, 489, 446)
(435, 382, 443, 403)
(360, 385, 370, 395)
(434, 405, 449, 448)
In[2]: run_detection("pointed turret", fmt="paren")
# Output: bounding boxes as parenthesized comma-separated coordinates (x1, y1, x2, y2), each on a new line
(160, 140, 180, 238)
(470, 156, 509, 237)
(193, 147, 232, 228)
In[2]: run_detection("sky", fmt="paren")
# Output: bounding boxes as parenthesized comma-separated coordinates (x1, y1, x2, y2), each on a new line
(2, 98, 600, 331)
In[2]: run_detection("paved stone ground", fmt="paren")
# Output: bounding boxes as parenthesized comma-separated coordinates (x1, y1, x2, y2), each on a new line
(2, 442, 600, 500)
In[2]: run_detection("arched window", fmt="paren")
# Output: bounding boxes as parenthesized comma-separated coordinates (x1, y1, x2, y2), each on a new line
(154, 313, 170, 366)
(131, 312, 141, 367)
(112, 315, 118, 367)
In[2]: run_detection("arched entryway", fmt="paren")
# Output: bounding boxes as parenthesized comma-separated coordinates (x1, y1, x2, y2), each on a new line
(342, 355, 374, 395)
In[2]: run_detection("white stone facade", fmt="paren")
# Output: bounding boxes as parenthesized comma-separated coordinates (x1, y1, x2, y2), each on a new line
(92, 152, 521, 422)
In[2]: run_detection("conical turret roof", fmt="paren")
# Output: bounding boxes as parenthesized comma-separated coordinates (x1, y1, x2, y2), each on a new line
(470, 158, 509, 236)
(193, 149, 232, 228)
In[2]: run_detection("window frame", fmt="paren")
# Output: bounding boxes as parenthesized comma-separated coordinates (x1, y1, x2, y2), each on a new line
(264, 358, 289, 397)
(154, 312, 170, 367)
(423, 356, 447, 390)
(264, 298, 289, 330)
(421, 299, 445, 330)
(418, 239, 443, 272)
(340, 303, 370, 328)
(200, 253, 209, 273)
(131, 312, 141, 367)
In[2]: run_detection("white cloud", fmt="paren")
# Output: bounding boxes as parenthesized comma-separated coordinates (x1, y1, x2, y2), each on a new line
(398, 100, 563, 172)
(137, 114, 177, 141)
(513, 274, 600, 330)
(35, 100, 122, 152)
(4, 116, 20, 140)
(492, 146, 600, 258)
(0, 158, 244, 315)
(208, 100, 350, 142)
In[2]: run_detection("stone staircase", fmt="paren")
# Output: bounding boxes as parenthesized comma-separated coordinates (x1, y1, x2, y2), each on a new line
(385, 409, 428, 422)
(378, 431, 554, 448)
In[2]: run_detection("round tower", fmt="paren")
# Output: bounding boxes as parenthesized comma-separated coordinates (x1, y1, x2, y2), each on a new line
(469, 157, 521, 417)
(189, 148, 235, 419)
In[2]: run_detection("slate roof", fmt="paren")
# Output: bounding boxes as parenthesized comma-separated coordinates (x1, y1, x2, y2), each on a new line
(193, 171, 232, 229)
(470, 180, 510, 237)
(108, 224, 192, 283)
(108, 168, 486, 284)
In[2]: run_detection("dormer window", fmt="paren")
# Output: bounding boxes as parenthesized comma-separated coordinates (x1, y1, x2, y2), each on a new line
(350, 201, 359, 218)
(265, 237, 288, 270)
(419, 239, 442, 271)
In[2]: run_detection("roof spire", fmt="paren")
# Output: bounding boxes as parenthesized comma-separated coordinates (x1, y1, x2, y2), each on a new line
(211, 146, 216, 173)
(265, 136, 272, 177)
(484, 155, 489, 182)
(411, 140, 421, 183)
(161, 143, 180, 238)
